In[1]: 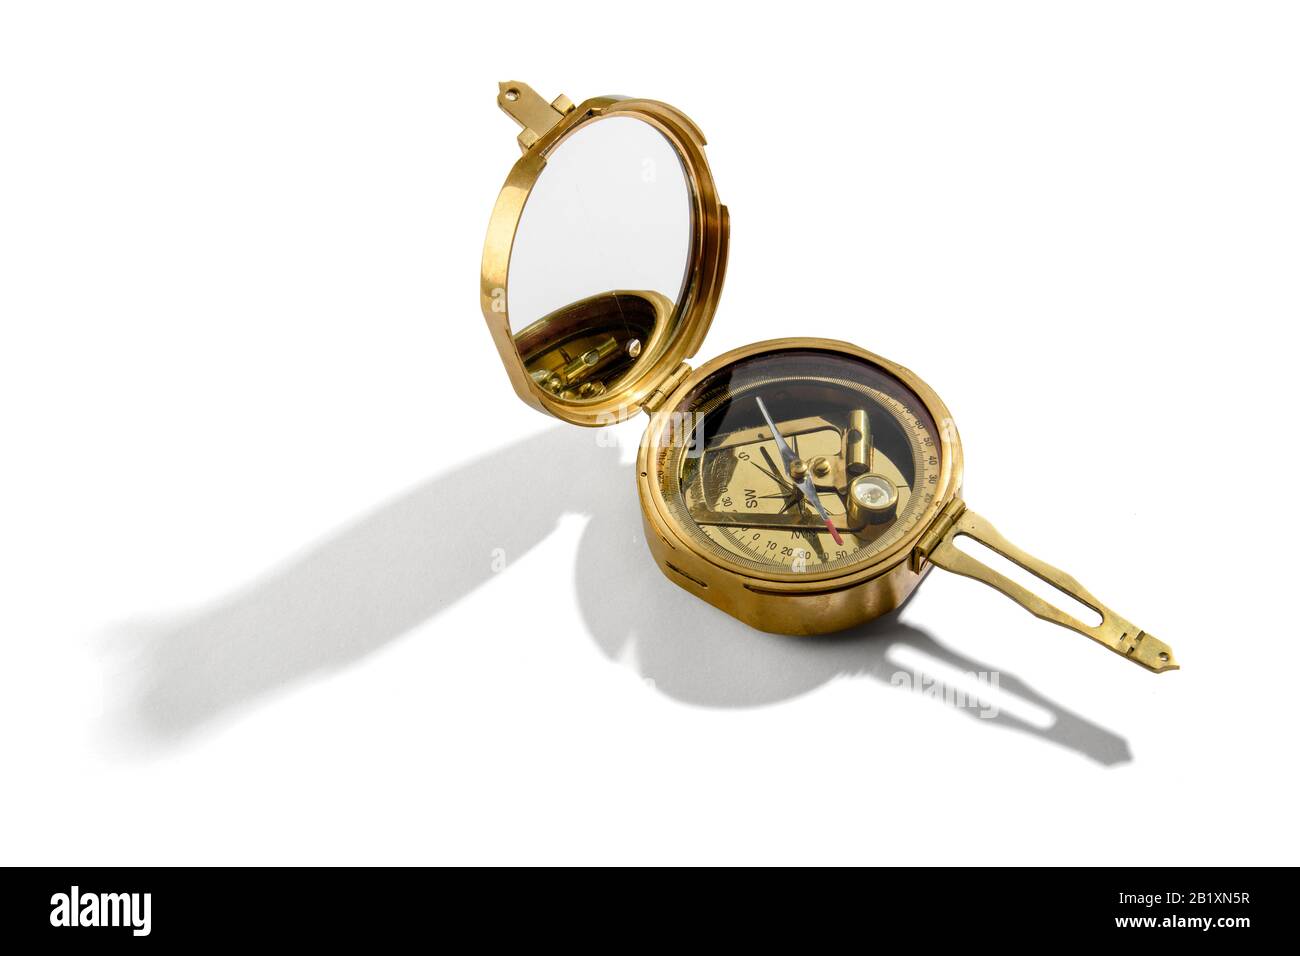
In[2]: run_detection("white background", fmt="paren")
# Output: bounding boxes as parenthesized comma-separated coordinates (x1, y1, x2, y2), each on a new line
(2, 1, 1297, 866)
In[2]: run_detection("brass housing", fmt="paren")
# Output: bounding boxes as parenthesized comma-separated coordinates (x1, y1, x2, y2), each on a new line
(635, 338, 964, 636)
(479, 81, 1179, 673)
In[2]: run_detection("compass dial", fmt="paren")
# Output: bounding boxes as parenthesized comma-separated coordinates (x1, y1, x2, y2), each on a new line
(653, 349, 944, 574)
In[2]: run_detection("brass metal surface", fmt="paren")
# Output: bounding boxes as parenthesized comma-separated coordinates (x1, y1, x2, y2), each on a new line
(919, 505, 1179, 673)
(481, 81, 1178, 674)
(845, 408, 870, 475)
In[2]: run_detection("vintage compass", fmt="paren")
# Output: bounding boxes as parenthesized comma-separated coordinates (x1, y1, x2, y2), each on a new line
(480, 81, 1178, 674)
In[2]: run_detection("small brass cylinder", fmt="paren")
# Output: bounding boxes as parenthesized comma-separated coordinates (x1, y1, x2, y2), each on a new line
(560, 335, 619, 385)
(847, 473, 898, 529)
(845, 409, 870, 476)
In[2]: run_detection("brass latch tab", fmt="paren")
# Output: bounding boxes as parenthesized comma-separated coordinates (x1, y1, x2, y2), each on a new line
(497, 81, 576, 151)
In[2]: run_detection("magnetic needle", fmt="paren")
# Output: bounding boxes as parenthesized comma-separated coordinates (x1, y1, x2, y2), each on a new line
(480, 81, 1178, 674)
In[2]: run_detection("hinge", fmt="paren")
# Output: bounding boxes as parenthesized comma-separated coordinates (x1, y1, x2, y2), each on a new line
(642, 362, 692, 415)
(911, 497, 967, 572)
(497, 81, 576, 151)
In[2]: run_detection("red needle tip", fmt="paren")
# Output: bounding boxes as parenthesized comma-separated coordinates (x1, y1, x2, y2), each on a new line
(825, 519, 844, 546)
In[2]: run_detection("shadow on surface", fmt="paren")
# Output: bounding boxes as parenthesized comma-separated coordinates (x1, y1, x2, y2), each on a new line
(108, 426, 1130, 765)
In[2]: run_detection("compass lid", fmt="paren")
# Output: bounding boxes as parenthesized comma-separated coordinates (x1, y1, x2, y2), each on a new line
(480, 81, 728, 426)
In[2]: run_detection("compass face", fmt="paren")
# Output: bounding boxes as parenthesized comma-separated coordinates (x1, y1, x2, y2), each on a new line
(652, 348, 945, 575)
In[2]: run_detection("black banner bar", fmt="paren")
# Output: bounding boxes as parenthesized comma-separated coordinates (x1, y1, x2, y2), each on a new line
(1, 866, 1282, 945)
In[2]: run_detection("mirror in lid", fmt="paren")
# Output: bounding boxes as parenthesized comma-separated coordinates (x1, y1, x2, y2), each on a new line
(480, 82, 728, 426)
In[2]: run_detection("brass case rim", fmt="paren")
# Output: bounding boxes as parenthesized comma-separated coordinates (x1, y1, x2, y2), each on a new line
(635, 337, 965, 589)
(480, 95, 729, 427)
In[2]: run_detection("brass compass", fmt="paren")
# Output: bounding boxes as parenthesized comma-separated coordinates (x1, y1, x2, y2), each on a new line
(480, 81, 1178, 674)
